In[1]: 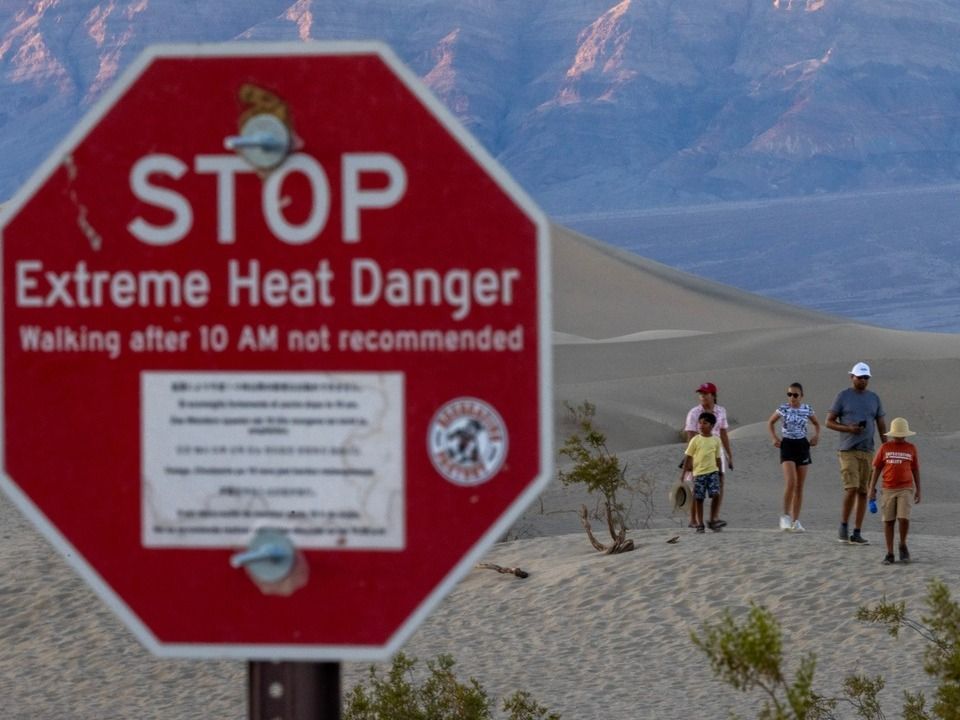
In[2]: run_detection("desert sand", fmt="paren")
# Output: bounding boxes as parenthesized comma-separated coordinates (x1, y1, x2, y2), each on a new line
(2, 223, 959, 718)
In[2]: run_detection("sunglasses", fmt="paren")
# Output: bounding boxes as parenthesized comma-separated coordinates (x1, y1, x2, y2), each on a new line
(786, 392, 800, 398)
(855, 375, 870, 380)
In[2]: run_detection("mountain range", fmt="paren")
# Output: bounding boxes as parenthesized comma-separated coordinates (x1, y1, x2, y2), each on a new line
(4, 0, 960, 211)
(2, 0, 960, 330)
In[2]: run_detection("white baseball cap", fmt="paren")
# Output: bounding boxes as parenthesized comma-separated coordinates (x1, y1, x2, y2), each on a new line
(850, 362, 872, 377)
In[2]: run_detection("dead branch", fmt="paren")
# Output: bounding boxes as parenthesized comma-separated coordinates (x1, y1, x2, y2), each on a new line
(477, 562, 529, 579)
(579, 505, 634, 554)
(579, 505, 608, 552)
(605, 500, 618, 540)
(607, 522, 635, 555)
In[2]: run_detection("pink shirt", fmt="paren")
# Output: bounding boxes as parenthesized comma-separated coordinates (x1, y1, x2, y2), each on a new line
(685, 404, 728, 435)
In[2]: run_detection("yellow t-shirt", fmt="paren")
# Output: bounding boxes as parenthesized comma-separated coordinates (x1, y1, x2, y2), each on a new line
(685, 434, 721, 476)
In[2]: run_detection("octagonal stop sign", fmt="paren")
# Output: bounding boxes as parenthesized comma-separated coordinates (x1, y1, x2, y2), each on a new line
(0, 42, 551, 660)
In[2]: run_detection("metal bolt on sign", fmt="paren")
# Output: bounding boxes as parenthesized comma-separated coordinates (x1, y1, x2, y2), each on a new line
(230, 529, 296, 584)
(225, 112, 291, 169)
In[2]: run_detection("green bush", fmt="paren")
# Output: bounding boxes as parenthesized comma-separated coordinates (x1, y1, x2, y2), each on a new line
(691, 604, 831, 719)
(344, 652, 559, 720)
(558, 401, 646, 553)
(693, 579, 960, 719)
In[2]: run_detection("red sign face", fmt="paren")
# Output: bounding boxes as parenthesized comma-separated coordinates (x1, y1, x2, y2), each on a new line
(0, 42, 551, 660)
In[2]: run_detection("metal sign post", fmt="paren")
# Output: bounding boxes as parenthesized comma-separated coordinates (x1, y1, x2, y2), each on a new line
(249, 662, 340, 720)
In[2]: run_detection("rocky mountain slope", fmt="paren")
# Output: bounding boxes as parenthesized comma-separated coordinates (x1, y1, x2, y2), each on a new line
(2, 0, 959, 213)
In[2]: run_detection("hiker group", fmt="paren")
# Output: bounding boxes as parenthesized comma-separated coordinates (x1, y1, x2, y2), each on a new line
(678, 362, 921, 565)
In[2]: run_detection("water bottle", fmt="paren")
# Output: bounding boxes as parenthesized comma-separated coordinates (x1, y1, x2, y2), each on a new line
(869, 497, 878, 514)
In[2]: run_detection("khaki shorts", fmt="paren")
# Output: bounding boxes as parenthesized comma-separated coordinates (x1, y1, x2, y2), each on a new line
(881, 488, 914, 521)
(838, 450, 873, 492)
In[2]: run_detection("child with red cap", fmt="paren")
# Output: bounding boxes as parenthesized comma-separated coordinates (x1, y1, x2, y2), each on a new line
(683, 382, 733, 530)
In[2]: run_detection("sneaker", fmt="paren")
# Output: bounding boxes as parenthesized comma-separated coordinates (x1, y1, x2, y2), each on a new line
(899, 545, 911, 563)
(848, 533, 869, 545)
(779, 514, 792, 531)
(695, 524, 706, 534)
(791, 520, 805, 533)
(838, 524, 850, 543)
(883, 553, 895, 565)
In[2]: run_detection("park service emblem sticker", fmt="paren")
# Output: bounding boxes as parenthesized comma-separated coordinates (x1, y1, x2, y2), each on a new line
(428, 398, 508, 486)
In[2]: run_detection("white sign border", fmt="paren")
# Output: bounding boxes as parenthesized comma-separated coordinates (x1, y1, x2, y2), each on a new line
(0, 40, 553, 662)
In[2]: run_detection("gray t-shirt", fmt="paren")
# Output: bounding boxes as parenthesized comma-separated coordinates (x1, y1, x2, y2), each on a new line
(829, 388, 885, 452)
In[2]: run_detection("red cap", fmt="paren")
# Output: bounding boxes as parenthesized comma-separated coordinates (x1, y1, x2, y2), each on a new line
(696, 382, 717, 394)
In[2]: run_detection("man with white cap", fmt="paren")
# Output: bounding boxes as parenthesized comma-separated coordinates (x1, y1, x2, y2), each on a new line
(825, 362, 888, 544)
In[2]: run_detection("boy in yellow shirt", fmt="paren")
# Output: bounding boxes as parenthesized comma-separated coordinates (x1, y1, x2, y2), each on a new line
(679, 411, 724, 533)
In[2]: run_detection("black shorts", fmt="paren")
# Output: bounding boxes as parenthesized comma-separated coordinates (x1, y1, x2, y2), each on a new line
(780, 437, 812, 466)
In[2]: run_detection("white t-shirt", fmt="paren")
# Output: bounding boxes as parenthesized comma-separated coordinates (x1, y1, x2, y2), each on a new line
(685, 404, 728, 435)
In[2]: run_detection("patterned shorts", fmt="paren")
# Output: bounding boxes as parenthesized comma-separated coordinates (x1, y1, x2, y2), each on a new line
(693, 471, 721, 500)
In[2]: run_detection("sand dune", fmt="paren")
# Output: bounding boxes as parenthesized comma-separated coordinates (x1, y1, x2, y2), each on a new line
(3, 223, 959, 718)
(380, 225, 960, 718)
(372, 530, 953, 719)
(551, 225, 960, 454)
(552, 226, 839, 339)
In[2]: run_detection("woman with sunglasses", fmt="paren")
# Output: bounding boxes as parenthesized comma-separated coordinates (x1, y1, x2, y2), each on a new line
(767, 382, 820, 532)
